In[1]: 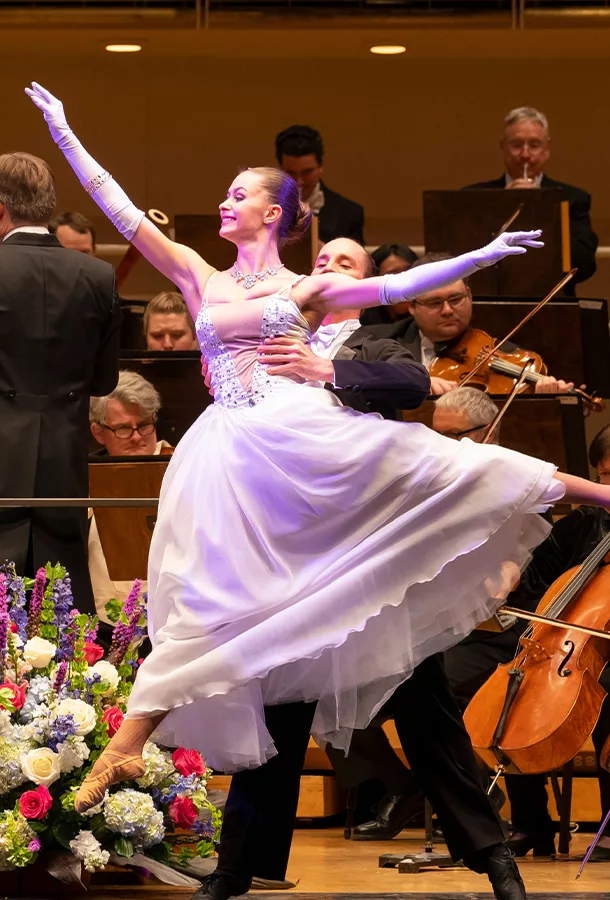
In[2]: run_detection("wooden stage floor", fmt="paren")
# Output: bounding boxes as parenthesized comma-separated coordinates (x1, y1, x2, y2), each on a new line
(74, 827, 610, 900)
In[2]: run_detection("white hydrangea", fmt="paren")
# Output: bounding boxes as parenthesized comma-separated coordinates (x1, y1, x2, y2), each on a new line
(135, 741, 175, 789)
(0, 811, 36, 871)
(69, 830, 110, 872)
(57, 736, 90, 773)
(80, 791, 109, 818)
(0, 710, 12, 736)
(0, 736, 30, 795)
(104, 790, 164, 850)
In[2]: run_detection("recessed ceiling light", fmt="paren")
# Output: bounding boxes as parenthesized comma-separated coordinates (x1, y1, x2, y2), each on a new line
(105, 44, 142, 53)
(370, 45, 406, 55)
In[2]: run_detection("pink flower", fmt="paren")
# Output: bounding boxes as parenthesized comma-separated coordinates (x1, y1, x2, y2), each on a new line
(172, 748, 205, 778)
(168, 796, 198, 829)
(19, 785, 53, 820)
(83, 642, 104, 666)
(102, 706, 124, 737)
(28, 839, 41, 853)
(0, 680, 26, 711)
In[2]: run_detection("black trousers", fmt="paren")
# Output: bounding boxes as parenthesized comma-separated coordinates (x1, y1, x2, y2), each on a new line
(444, 630, 610, 838)
(216, 655, 506, 890)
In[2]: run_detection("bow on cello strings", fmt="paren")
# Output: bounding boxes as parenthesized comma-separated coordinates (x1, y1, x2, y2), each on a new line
(428, 270, 605, 413)
(463, 529, 610, 779)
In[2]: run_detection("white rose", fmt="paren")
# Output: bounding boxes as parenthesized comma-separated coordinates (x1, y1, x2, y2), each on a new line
(56, 698, 97, 736)
(23, 637, 56, 668)
(89, 661, 120, 697)
(21, 746, 62, 787)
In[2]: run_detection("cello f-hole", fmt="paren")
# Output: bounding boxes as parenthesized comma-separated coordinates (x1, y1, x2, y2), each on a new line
(558, 640, 575, 677)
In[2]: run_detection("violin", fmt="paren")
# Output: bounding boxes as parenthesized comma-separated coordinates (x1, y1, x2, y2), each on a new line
(429, 328, 604, 413)
(463, 530, 610, 776)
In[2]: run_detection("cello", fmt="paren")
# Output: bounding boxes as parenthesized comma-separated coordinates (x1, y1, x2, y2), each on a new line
(463, 531, 610, 776)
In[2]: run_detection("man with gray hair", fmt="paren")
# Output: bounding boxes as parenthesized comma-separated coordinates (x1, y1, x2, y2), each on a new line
(465, 106, 597, 293)
(432, 387, 500, 444)
(90, 370, 172, 456)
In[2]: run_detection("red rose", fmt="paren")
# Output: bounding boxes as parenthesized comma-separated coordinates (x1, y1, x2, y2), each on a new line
(83, 642, 104, 666)
(0, 680, 26, 711)
(102, 706, 124, 737)
(169, 796, 198, 829)
(172, 748, 205, 778)
(19, 785, 53, 820)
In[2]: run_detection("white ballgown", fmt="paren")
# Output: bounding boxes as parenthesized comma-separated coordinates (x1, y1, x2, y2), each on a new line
(127, 279, 563, 771)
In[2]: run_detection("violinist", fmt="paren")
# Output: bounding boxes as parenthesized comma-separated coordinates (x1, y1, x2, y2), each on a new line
(444, 422, 610, 861)
(361, 252, 573, 398)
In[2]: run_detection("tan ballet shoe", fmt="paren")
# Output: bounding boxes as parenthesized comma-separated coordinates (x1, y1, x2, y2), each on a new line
(74, 751, 146, 814)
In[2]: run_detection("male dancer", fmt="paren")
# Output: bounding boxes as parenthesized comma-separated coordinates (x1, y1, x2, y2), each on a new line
(197, 239, 527, 900)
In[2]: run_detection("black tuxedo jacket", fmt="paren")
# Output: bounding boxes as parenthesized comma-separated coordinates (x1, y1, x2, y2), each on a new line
(318, 182, 365, 245)
(329, 325, 430, 419)
(0, 232, 121, 612)
(464, 175, 598, 293)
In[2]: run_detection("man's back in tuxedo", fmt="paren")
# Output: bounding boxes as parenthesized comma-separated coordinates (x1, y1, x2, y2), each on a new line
(0, 152, 121, 613)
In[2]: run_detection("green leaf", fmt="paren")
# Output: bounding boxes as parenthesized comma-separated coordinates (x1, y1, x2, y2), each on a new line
(196, 840, 214, 859)
(28, 821, 49, 834)
(104, 599, 122, 623)
(114, 836, 134, 859)
(0, 689, 16, 713)
(52, 821, 76, 850)
(145, 841, 171, 864)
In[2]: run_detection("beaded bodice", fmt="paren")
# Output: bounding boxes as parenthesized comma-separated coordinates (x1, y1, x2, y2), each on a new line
(195, 281, 312, 410)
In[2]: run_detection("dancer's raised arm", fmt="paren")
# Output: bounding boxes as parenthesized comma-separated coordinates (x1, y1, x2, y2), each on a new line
(292, 232, 543, 314)
(25, 83, 213, 313)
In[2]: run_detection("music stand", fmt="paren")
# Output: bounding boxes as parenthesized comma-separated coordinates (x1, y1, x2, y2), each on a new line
(119, 350, 212, 444)
(89, 458, 168, 581)
(423, 189, 570, 296)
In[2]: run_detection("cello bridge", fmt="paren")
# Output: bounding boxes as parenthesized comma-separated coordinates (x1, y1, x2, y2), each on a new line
(519, 637, 550, 659)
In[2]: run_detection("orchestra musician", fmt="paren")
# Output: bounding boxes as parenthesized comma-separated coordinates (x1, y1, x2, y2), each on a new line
(445, 422, 610, 861)
(360, 252, 574, 397)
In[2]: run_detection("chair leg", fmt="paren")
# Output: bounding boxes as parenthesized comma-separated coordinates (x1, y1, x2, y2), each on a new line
(344, 785, 358, 840)
(557, 760, 574, 856)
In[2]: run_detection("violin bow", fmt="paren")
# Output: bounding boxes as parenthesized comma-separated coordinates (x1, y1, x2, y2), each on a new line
(459, 269, 578, 389)
(481, 361, 534, 444)
(494, 203, 525, 238)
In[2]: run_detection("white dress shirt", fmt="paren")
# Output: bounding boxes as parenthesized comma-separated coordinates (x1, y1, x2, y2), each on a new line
(2, 225, 49, 241)
(419, 331, 437, 369)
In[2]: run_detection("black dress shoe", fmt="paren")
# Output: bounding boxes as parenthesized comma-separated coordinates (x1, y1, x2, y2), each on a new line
(352, 791, 424, 840)
(506, 830, 556, 857)
(485, 845, 527, 900)
(191, 874, 249, 899)
(587, 844, 610, 861)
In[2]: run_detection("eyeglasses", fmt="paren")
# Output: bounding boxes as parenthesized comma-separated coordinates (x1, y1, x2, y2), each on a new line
(411, 293, 469, 313)
(101, 420, 156, 441)
(440, 424, 488, 440)
(506, 140, 546, 152)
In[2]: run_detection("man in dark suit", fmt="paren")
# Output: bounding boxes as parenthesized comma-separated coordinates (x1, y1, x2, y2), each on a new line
(196, 239, 528, 900)
(463, 107, 598, 295)
(275, 125, 365, 245)
(0, 152, 121, 618)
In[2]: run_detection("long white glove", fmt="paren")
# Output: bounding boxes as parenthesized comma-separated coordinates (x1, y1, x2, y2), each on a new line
(379, 231, 544, 305)
(25, 82, 144, 241)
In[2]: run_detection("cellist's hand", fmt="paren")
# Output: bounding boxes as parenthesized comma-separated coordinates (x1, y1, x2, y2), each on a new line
(534, 375, 574, 394)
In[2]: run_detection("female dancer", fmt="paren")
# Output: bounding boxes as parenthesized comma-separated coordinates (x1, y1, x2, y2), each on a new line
(26, 84, 610, 816)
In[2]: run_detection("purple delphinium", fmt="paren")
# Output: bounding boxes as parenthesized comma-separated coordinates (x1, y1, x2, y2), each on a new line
(57, 609, 79, 663)
(192, 818, 215, 839)
(1, 562, 28, 642)
(51, 572, 74, 632)
(48, 713, 78, 751)
(26, 568, 46, 639)
(0, 612, 9, 679)
(123, 579, 142, 620)
(53, 659, 69, 693)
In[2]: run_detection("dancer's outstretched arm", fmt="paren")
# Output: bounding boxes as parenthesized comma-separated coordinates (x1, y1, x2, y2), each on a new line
(26, 83, 213, 314)
(292, 232, 543, 314)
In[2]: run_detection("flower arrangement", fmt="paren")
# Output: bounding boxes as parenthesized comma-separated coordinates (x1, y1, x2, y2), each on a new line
(0, 562, 221, 875)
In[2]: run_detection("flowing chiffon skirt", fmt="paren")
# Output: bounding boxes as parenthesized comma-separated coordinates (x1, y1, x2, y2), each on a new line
(128, 382, 562, 771)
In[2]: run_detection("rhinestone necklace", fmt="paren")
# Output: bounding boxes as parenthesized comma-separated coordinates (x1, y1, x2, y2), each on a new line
(230, 263, 285, 290)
